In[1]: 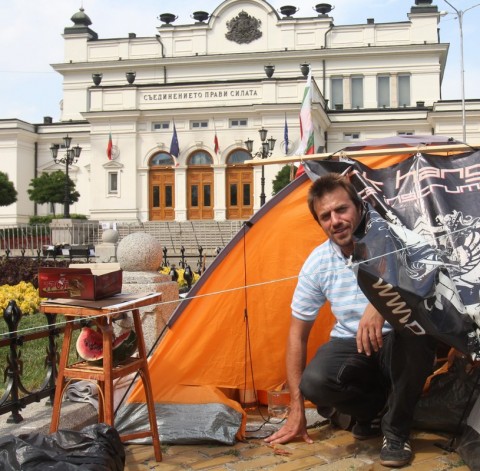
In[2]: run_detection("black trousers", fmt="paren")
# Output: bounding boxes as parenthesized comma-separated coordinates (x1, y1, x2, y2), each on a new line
(299, 331, 437, 441)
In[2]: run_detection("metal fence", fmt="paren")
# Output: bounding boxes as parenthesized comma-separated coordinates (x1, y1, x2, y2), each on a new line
(0, 220, 247, 419)
(0, 220, 244, 259)
(0, 301, 83, 422)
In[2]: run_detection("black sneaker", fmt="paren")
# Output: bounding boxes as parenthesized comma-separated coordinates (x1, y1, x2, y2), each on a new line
(316, 407, 353, 430)
(352, 408, 383, 440)
(380, 436, 412, 468)
(351, 419, 381, 440)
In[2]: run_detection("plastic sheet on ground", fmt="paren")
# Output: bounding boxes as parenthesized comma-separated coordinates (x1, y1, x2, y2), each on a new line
(0, 423, 124, 471)
(244, 407, 327, 440)
(115, 402, 242, 445)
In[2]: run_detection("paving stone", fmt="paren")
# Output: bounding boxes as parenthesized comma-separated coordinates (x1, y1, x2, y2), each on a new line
(269, 455, 328, 470)
(189, 454, 239, 469)
(308, 456, 374, 470)
(199, 443, 250, 457)
(240, 443, 274, 458)
(125, 444, 155, 463)
(227, 453, 284, 470)
(161, 450, 210, 466)
(438, 453, 468, 468)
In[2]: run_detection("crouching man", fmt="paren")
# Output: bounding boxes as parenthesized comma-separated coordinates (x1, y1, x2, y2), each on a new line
(265, 173, 436, 468)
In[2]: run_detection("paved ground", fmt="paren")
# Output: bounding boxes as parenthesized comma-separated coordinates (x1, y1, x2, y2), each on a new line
(124, 409, 468, 470)
(0, 396, 97, 437)
(0, 398, 467, 470)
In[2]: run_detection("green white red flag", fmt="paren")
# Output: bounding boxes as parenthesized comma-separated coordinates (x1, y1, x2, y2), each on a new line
(295, 69, 314, 177)
(107, 132, 113, 160)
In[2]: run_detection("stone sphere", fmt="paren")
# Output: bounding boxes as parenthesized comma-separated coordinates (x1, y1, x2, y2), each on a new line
(102, 229, 119, 244)
(117, 232, 163, 271)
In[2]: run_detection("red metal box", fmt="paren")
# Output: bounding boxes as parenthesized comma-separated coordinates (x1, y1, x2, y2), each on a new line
(38, 265, 122, 300)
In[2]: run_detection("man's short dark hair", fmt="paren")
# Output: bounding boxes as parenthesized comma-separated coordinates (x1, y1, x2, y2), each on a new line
(307, 173, 363, 223)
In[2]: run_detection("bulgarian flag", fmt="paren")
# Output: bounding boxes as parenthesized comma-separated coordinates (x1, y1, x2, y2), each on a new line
(213, 118, 220, 154)
(295, 69, 314, 177)
(107, 132, 113, 160)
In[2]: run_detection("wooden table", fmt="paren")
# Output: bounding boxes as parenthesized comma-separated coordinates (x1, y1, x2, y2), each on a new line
(40, 292, 162, 462)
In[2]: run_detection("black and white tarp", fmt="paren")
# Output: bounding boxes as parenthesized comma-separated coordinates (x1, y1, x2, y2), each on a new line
(305, 151, 480, 356)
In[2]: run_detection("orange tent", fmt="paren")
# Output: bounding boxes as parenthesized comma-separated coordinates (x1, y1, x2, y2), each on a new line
(117, 149, 423, 443)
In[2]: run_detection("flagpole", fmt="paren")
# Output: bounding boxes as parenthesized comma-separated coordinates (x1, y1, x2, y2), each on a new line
(245, 142, 480, 166)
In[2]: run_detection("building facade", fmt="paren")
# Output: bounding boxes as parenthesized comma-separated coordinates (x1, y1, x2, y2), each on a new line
(1, 0, 479, 225)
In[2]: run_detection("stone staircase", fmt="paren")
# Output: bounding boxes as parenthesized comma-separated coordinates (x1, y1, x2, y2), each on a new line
(115, 220, 245, 257)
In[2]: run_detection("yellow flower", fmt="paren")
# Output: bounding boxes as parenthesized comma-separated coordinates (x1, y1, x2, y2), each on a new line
(0, 282, 44, 316)
(158, 266, 200, 288)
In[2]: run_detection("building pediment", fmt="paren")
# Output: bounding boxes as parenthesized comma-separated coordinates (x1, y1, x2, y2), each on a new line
(39, 162, 80, 176)
(102, 160, 124, 169)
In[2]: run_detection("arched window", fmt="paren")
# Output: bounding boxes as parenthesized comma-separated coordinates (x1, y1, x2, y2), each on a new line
(227, 149, 251, 165)
(150, 152, 175, 166)
(188, 151, 213, 166)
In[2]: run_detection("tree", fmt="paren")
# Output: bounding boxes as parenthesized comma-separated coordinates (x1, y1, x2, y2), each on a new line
(272, 164, 298, 195)
(27, 171, 80, 215)
(0, 171, 17, 206)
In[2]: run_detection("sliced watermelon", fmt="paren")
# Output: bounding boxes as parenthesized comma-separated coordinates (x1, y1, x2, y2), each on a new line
(76, 326, 134, 364)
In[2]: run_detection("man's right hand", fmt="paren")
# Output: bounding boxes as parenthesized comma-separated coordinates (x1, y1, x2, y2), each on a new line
(263, 408, 313, 445)
(267, 317, 315, 444)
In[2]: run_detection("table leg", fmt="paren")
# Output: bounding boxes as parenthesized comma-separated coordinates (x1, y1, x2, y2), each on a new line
(99, 316, 114, 425)
(132, 309, 162, 462)
(50, 316, 73, 433)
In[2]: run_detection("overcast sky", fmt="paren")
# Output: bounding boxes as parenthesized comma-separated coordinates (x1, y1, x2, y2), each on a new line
(1, 0, 479, 123)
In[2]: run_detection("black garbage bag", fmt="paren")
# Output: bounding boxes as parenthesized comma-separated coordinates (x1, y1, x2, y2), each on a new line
(0, 423, 124, 471)
(413, 353, 480, 433)
(456, 409, 480, 471)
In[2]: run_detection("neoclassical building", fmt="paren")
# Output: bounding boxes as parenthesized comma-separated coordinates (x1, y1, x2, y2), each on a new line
(1, 0, 479, 224)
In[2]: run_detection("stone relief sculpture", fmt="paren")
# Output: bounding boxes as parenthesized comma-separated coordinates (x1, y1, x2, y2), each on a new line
(225, 10, 262, 44)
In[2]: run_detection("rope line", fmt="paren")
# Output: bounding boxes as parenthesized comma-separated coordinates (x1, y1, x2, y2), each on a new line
(1, 223, 475, 337)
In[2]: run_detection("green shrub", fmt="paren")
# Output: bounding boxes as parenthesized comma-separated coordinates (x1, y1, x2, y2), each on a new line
(0, 257, 70, 288)
(29, 215, 53, 225)
(29, 214, 88, 225)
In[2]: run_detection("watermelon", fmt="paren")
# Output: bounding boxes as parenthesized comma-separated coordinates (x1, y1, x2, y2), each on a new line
(76, 326, 137, 365)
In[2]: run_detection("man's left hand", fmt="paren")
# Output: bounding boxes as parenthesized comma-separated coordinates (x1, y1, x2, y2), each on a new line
(356, 304, 385, 356)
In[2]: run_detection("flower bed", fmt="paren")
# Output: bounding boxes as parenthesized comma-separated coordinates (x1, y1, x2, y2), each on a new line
(0, 281, 44, 316)
(159, 266, 200, 289)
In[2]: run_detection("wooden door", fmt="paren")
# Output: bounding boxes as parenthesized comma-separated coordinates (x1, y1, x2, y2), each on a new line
(226, 167, 253, 219)
(149, 169, 175, 221)
(187, 168, 214, 220)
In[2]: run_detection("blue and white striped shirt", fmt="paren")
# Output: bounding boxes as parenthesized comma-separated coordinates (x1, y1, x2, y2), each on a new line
(291, 240, 390, 338)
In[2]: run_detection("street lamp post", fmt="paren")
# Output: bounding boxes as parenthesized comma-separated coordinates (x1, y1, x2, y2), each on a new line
(244, 127, 276, 206)
(50, 135, 82, 218)
(443, 0, 480, 143)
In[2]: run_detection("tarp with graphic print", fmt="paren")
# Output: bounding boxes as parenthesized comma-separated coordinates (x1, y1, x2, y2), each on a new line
(305, 152, 480, 356)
